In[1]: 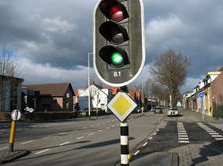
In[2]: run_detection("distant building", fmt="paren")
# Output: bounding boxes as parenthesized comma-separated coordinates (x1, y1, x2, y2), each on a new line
(22, 83, 75, 112)
(0, 75, 23, 112)
(75, 84, 113, 113)
(183, 69, 223, 117)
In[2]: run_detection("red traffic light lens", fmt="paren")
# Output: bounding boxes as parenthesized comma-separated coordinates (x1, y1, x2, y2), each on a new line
(110, 6, 124, 22)
(99, 0, 128, 22)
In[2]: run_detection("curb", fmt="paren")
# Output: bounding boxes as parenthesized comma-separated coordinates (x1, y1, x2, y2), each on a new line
(0, 150, 30, 164)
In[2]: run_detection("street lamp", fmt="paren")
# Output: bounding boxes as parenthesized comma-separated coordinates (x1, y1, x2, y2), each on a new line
(88, 52, 93, 118)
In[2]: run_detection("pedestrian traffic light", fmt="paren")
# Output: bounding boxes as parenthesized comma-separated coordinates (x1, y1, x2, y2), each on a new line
(94, 0, 145, 87)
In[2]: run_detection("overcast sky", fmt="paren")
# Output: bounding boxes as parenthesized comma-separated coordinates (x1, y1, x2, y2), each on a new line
(0, 0, 223, 92)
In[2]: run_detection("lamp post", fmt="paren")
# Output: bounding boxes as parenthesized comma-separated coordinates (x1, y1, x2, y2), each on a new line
(88, 52, 93, 118)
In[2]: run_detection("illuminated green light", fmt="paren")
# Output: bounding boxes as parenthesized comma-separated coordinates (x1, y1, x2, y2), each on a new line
(111, 52, 123, 66)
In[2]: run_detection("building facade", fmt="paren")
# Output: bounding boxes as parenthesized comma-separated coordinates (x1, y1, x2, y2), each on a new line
(22, 83, 75, 112)
(0, 75, 23, 112)
(183, 70, 223, 117)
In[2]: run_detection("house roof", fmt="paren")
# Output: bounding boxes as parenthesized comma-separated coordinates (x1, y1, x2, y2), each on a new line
(0, 74, 23, 82)
(24, 83, 74, 97)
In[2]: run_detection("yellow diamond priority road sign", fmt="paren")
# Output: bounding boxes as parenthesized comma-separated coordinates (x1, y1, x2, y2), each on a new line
(107, 92, 137, 122)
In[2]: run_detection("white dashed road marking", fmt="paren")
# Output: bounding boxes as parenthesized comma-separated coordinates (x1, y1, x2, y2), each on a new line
(134, 150, 140, 156)
(0, 147, 7, 151)
(35, 149, 50, 155)
(21, 140, 34, 145)
(59, 141, 70, 146)
(76, 136, 84, 140)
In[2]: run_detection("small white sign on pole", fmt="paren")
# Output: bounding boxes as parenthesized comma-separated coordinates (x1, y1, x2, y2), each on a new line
(11, 109, 21, 121)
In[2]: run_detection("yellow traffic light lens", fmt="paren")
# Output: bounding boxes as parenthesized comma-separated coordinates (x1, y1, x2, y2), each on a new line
(111, 52, 123, 66)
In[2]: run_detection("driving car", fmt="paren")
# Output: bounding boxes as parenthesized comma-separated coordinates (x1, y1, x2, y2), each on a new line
(167, 107, 179, 116)
(152, 106, 163, 114)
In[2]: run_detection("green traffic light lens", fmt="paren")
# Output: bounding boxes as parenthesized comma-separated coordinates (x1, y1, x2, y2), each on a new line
(111, 52, 123, 66)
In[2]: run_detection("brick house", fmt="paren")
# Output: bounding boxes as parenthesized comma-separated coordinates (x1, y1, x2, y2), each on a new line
(23, 83, 75, 112)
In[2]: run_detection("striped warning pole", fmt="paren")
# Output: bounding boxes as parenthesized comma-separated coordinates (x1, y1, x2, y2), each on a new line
(120, 121, 129, 166)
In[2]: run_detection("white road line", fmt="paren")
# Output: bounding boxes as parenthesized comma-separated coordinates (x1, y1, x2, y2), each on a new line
(0, 147, 7, 151)
(35, 149, 50, 155)
(143, 142, 148, 147)
(215, 138, 223, 140)
(178, 137, 189, 140)
(177, 122, 190, 143)
(149, 136, 153, 140)
(198, 122, 223, 141)
(211, 135, 223, 138)
(134, 150, 140, 156)
(76, 136, 84, 140)
(88, 132, 95, 136)
(59, 141, 70, 146)
(21, 140, 34, 145)
(178, 135, 188, 137)
(179, 140, 190, 143)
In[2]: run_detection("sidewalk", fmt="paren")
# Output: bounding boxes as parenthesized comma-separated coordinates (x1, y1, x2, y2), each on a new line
(180, 109, 223, 123)
(0, 149, 30, 164)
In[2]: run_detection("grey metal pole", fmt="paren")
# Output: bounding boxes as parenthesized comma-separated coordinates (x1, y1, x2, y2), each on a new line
(88, 52, 91, 118)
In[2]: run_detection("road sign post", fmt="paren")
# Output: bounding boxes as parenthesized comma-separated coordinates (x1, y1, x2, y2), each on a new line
(9, 109, 21, 152)
(108, 89, 137, 165)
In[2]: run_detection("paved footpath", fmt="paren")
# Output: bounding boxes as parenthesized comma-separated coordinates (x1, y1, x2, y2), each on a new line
(169, 109, 223, 166)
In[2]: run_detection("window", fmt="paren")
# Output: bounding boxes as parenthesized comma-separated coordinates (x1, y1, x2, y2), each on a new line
(66, 102, 70, 109)
(66, 92, 70, 99)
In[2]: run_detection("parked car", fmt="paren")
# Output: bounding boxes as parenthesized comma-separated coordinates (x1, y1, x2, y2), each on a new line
(167, 107, 179, 116)
(152, 106, 163, 114)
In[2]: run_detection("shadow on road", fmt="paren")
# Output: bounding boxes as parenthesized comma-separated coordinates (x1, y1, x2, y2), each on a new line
(78, 137, 134, 149)
(191, 140, 223, 165)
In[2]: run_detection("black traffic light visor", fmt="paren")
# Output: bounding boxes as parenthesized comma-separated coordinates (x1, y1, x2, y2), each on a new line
(99, 21, 129, 45)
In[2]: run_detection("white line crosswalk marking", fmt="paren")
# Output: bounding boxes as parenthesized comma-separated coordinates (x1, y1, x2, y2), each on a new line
(177, 122, 190, 144)
(197, 122, 223, 141)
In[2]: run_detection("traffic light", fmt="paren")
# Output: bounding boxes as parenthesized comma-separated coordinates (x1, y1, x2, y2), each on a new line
(94, 0, 145, 87)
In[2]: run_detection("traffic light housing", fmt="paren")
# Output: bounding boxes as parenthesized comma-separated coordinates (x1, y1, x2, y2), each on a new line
(94, 0, 145, 87)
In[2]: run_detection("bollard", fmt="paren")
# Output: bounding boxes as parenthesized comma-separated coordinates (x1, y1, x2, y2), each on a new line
(8, 109, 21, 152)
(9, 120, 16, 152)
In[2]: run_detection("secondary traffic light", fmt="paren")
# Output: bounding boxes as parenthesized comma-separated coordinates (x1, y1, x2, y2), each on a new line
(94, 0, 145, 87)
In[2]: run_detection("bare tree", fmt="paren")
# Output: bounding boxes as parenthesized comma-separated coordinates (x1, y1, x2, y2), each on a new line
(150, 82, 169, 106)
(0, 48, 16, 76)
(150, 49, 190, 106)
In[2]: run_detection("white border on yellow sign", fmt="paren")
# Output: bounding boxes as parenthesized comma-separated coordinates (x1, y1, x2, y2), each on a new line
(107, 92, 137, 122)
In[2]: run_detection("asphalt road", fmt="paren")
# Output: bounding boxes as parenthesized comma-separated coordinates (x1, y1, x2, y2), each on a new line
(0, 111, 164, 166)
(130, 110, 223, 165)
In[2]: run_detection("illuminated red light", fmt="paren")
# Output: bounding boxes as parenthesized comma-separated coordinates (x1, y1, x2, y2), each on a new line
(110, 6, 124, 22)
